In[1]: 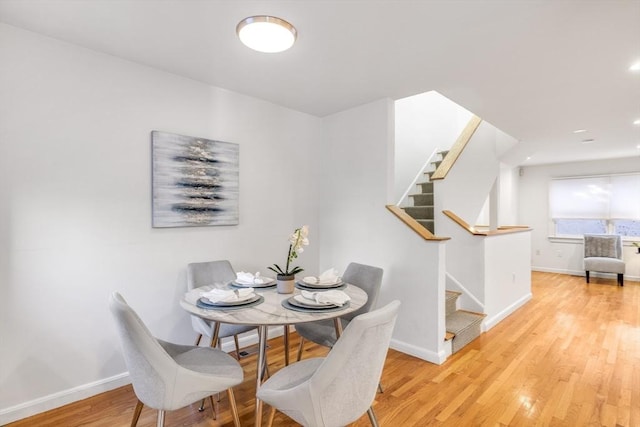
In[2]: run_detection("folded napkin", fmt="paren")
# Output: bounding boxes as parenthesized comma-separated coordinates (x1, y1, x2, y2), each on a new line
(236, 271, 266, 285)
(303, 268, 341, 286)
(300, 289, 350, 306)
(201, 287, 255, 303)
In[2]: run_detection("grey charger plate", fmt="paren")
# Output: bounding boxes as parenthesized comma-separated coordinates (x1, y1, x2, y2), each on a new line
(282, 298, 350, 313)
(197, 295, 264, 311)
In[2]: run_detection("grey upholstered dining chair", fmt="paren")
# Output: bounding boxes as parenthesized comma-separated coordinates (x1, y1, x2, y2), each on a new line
(583, 234, 625, 286)
(257, 300, 401, 427)
(109, 292, 243, 427)
(295, 262, 384, 361)
(187, 260, 257, 357)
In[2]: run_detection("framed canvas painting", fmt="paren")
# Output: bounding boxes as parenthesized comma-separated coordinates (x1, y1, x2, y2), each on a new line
(151, 131, 239, 227)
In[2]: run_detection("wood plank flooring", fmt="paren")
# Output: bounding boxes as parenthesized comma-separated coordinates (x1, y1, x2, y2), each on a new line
(8, 272, 640, 426)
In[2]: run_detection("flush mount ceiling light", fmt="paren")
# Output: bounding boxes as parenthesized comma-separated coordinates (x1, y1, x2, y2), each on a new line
(237, 16, 297, 53)
(634, 119, 640, 125)
(572, 129, 587, 134)
(630, 61, 640, 72)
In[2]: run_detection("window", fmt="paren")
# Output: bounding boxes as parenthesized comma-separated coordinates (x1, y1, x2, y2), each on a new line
(549, 173, 640, 238)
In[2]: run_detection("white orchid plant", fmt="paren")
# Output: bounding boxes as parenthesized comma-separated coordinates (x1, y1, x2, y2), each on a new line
(268, 225, 309, 277)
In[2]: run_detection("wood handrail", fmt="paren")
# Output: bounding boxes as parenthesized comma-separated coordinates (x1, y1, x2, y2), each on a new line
(431, 115, 482, 181)
(442, 210, 531, 236)
(386, 205, 450, 241)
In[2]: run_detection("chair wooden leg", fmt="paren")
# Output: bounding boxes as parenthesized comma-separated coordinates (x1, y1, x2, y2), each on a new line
(367, 406, 379, 427)
(156, 409, 165, 427)
(130, 399, 143, 427)
(227, 388, 241, 427)
(296, 336, 305, 361)
(266, 405, 276, 427)
(195, 334, 203, 346)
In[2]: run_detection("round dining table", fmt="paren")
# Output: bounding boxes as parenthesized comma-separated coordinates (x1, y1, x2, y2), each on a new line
(180, 282, 368, 426)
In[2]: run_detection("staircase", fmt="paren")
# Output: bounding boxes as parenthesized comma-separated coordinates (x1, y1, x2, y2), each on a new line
(446, 290, 485, 354)
(402, 151, 448, 234)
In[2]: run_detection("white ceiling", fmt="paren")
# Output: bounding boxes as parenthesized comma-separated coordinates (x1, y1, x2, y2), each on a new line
(1, 0, 639, 166)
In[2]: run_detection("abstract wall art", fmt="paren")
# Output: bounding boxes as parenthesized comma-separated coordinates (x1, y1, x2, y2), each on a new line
(151, 131, 239, 228)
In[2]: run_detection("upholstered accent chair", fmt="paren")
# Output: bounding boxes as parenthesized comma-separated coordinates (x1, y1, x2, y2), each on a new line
(109, 292, 243, 427)
(257, 300, 401, 427)
(294, 262, 383, 361)
(187, 260, 257, 356)
(583, 234, 625, 286)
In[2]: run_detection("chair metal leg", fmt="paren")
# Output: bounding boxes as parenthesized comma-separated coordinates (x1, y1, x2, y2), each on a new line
(266, 406, 276, 427)
(377, 382, 384, 393)
(195, 334, 203, 346)
(618, 273, 624, 286)
(209, 322, 221, 348)
(283, 325, 290, 366)
(586, 270, 590, 283)
(156, 409, 165, 427)
(209, 395, 217, 419)
(367, 406, 379, 427)
(233, 334, 241, 359)
(296, 336, 305, 361)
(227, 388, 241, 427)
(130, 399, 143, 427)
(198, 398, 206, 412)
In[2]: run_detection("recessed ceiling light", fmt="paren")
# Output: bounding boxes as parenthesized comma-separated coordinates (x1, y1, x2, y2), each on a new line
(634, 119, 640, 125)
(630, 62, 640, 72)
(237, 16, 297, 53)
(581, 138, 595, 144)
(572, 129, 587, 133)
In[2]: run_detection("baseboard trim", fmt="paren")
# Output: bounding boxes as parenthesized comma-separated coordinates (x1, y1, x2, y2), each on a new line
(390, 338, 446, 365)
(532, 267, 639, 282)
(0, 372, 130, 425)
(483, 293, 532, 331)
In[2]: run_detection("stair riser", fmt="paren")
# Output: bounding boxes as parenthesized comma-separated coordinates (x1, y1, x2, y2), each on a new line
(446, 296, 457, 317)
(410, 194, 433, 206)
(418, 182, 433, 193)
(404, 206, 434, 220)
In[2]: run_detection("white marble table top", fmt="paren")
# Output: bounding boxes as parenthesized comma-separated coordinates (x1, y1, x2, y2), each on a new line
(180, 283, 367, 326)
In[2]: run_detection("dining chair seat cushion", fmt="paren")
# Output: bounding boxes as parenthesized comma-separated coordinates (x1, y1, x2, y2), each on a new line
(159, 340, 244, 378)
(294, 319, 351, 348)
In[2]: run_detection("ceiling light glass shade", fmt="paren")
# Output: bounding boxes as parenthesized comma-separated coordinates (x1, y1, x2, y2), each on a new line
(237, 16, 297, 53)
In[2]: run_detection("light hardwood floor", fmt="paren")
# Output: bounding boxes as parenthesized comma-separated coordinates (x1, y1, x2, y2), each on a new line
(8, 272, 640, 426)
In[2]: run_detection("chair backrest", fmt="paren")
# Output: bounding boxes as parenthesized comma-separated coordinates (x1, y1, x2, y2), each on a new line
(187, 260, 236, 290)
(309, 300, 400, 426)
(584, 234, 623, 259)
(341, 262, 383, 321)
(109, 292, 178, 409)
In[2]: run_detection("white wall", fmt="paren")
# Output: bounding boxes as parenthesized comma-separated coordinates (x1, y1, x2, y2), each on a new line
(519, 157, 640, 281)
(319, 99, 448, 364)
(0, 24, 322, 423)
(394, 91, 472, 204)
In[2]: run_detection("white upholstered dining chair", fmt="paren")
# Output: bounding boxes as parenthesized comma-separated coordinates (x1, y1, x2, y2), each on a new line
(109, 292, 243, 427)
(294, 262, 383, 360)
(257, 300, 401, 427)
(187, 260, 257, 356)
